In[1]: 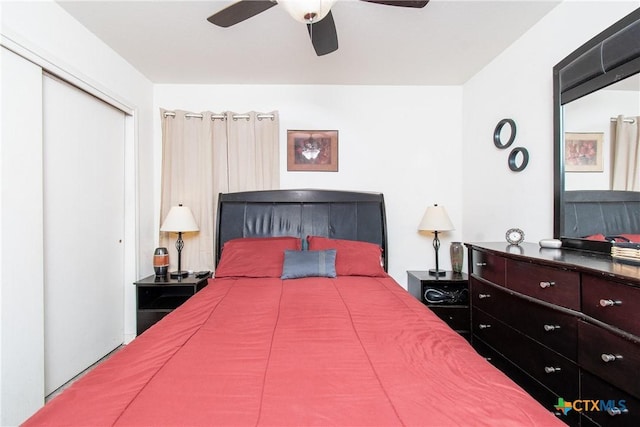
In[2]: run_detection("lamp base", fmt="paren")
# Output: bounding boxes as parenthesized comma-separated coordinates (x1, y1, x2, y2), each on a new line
(428, 268, 446, 277)
(170, 270, 189, 279)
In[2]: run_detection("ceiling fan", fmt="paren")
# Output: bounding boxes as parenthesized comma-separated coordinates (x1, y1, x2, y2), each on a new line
(207, 0, 429, 56)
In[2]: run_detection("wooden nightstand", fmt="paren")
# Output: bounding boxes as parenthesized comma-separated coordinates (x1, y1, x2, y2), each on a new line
(407, 271, 470, 339)
(134, 274, 210, 335)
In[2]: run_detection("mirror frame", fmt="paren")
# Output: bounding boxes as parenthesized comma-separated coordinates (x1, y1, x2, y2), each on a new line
(553, 8, 640, 252)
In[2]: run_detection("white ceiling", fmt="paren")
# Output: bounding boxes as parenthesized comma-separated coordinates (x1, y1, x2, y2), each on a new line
(57, 0, 561, 85)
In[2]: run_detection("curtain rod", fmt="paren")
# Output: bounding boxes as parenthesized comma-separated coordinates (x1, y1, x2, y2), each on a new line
(163, 111, 275, 121)
(610, 117, 636, 123)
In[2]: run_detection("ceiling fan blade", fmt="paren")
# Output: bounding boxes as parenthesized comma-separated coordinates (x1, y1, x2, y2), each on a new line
(360, 0, 429, 7)
(307, 11, 338, 56)
(207, 0, 278, 27)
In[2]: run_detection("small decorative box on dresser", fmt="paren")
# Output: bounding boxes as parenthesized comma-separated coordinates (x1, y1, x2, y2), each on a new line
(466, 243, 640, 427)
(407, 271, 470, 339)
(134, 274, 210, 335)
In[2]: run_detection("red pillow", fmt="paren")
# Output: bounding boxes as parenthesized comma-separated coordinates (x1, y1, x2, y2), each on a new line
(584, 234, 640, 243)
(584, 234, 606, 241)
(215, 237, 301, 278)
(307, 236, 386, 277)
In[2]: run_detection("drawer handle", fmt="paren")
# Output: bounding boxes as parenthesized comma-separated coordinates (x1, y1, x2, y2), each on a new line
(543, 324, 561, 332)
(539, 281, 555, 289)
(607, 406, 628, 416)
(478, 293, 491, 299)
(478, 324, 491, 329)
(601, 353, 623, 363)
(599, 299, 622, 307)
(544, 366, 561, 374)
(475, 262, 487, 267)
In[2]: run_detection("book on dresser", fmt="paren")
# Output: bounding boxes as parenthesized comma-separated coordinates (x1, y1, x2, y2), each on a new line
(466, 242, 640, 427)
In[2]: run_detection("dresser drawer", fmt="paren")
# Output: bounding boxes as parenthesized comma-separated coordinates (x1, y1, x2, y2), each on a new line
(506, 259, 580, 310)
(473, 338, 583, 426)
(510, 299, 578, 362)
(578, 320, 640, 399)
(582, 274, 640, 337)
(473, 308, 579, 398)
(472, 279, 578, 360)
(581, 370, 640, 426)
(471, 277, 509, 317)
(470, 250, 506, 286)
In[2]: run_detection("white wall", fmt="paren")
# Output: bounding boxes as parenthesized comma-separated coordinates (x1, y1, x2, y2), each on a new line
(462, 0, 640, 245)
(154, 84, 464, 283)
(154, 2, 640, 283)
(1, 1, 154, 424)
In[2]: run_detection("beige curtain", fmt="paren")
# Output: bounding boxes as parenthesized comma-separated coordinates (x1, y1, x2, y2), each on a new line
(611, 115, 640, 191)
(159, 110, 280, 272)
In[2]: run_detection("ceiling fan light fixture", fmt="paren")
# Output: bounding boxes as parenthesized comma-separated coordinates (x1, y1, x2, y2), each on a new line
(280, 0, 336, 23)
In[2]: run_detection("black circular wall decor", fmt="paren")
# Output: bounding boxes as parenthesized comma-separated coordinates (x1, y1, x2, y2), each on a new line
(508, 147, 529, 172)
(493, 118, 516, 149)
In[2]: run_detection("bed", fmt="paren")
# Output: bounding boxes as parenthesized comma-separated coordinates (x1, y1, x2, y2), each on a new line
(24, 189, 563, 426)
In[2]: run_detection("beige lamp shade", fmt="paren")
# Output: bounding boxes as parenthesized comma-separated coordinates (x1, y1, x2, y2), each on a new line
(418, 204, 454, 232)
(160, 205, 199, 233)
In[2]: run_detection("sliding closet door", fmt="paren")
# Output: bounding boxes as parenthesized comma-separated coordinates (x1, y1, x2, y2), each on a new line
(42, 74, 125, 395)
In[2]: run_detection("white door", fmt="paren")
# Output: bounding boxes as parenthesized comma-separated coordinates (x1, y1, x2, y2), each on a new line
(42, 74, 125, 395)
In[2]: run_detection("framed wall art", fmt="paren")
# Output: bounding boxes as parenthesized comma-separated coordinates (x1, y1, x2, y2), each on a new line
(564, 132, 604, 172)
(287, 130, 338, 172)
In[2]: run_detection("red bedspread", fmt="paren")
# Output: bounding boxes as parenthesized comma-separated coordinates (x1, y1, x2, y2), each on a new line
(25, 276, 562, 426)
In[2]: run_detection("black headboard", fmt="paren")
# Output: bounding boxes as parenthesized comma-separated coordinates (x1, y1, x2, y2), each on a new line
(564, 190, 640, 238)
(216, 189, 388, 270)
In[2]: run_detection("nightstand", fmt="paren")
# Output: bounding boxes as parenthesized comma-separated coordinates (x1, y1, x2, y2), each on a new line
(134, 274, 210, 335)
(407, 271, 470, 339)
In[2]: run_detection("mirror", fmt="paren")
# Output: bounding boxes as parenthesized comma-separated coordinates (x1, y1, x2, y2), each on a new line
(493, 118, 516, 149)
(508, 147, 529, 172)
(553, 8, 640, 252)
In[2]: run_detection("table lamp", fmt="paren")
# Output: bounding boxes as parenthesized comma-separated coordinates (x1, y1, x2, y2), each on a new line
(418, 204, 454, 276)
(160, 204, 199, 279)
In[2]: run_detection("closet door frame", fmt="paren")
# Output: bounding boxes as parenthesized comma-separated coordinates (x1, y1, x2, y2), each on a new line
(1, 45, 45, 426)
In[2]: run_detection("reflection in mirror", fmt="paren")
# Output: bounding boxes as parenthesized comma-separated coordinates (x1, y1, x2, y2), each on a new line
(563, 75, 640, 192)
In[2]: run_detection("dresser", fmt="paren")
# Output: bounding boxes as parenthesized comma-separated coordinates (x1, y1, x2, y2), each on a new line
(466, 243, 640, 427)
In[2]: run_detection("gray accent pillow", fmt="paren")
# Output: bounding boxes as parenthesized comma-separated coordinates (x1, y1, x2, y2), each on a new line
(281, 249, 337, 279)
